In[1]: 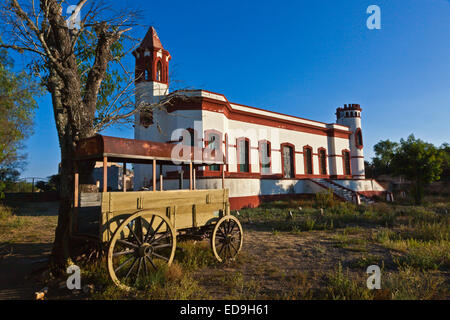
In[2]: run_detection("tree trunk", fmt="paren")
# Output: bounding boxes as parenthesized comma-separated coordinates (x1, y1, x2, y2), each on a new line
(47, 66, 96, 273)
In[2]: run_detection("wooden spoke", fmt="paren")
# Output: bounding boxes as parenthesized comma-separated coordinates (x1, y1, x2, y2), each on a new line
(147, 220, 164, 244)
(145, 255, 158, 271)
(126, 224, 142, 246)
(211, 215, 243, 263)
(114, 256, 134, 273)
(117, 239, 138, 249)
(144, 215, 155, 243)
(152, 243, 173, 250)
(151, 233, 170, 245)
(113, 249, 135, 257)
(124, 258, 138, 281)
(142, 256, 148, 277)
(135, 258, 143, 284)
(152, 252, 170, 261)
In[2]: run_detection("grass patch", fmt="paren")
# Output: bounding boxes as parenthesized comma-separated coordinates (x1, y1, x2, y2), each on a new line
(323, 263, 374, 300)
(383, 266, 449, 300)
(0, 204, 28, 231)
(176, 241, 216, 271)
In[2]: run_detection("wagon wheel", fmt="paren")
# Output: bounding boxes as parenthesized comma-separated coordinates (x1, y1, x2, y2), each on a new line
(107, 211, 176, 291)
(211, 215, 243, 262)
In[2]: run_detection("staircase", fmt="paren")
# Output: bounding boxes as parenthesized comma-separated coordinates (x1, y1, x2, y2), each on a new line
(310, 178, 375, 205)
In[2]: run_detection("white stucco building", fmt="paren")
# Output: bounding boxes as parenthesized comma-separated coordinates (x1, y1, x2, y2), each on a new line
(132, 27, 386, 209)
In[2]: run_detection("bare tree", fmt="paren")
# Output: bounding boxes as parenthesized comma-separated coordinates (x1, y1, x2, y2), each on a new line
(0, 0, 180, 272)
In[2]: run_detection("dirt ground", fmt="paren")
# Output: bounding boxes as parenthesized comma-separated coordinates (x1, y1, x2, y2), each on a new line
(193, 223, 394, 299)
(0, 202, 58, 299)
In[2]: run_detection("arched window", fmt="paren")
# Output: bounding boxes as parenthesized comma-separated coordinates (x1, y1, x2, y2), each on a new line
(343, 150, 351, 176)
(355, 128, 363, 148)
(237, 138, 250, 173)
(205, 130, 222, 171)
(145, 69, 151, 81)
(156, 61, 162, 81)
(281, 143, 295, 178)
(303, 146, 313, 175)
(318, 148, 327, 175)
(259, 140, 271, 175)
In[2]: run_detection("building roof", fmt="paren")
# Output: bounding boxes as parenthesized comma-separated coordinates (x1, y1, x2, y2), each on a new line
(168, 89, 351, 133)
(139, 26, 163, 50)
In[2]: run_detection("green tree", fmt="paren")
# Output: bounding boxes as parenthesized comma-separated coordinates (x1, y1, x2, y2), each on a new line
(371, 139, 399, 177)
(35, 174, 60, 192)
(391, 135, 444, 204)
(0, 1, 183, 272)
(439, 143, 450, 182)
(0, 39, 42, 197)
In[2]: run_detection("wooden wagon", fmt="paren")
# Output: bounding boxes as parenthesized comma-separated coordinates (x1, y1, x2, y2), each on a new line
(71, 135, 243, 290)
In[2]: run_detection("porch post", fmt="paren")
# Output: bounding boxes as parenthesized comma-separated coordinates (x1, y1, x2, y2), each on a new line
(103, 156, 108, 193)
(153, 159, 157, 191)
(123, 162, 127, 192)
(74, 166, 79, 208)
(222, 164, 225, 189)
(189, 162, 193, 190)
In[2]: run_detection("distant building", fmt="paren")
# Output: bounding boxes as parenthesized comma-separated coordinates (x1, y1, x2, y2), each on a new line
(92, 162, 133, 191)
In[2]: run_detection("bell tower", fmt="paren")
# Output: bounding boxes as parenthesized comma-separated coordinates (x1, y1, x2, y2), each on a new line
(133, 26, 171, 129)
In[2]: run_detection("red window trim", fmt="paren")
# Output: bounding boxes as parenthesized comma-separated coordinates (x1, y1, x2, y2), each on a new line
(355, 128, 363, 149)
(303, 145, 314, 175)
(258, 139, 272, 175)
(281, 143, 296, 178)
(236, 137, 251, 173)
(204, 129, 223, 172)
(318, 147, 327, 175)
(342, 149, 352, 177)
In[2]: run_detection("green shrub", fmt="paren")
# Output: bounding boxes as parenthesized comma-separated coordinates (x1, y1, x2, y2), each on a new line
(314, 188, 335, 209)
(384, 266, 448, 300)
(324, 263, 373, 300)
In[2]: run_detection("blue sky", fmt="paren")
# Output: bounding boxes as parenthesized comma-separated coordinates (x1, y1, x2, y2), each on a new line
(14, 0, 450, 179)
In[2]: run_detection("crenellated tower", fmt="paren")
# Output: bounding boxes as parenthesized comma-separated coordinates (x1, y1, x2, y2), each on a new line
(336, 104, 365, 179)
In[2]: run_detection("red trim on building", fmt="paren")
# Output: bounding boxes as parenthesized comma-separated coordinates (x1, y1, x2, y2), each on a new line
(341, 149, 352, 178)
(318, 147, 328, 175)
(258, 139, 272, 175)
(204, 129, 223, 173)
(303, 145, 314, 175)
(355, 128, 363, 150)
(281, 142, 296, 178)
(165, 96, 352, 139)
(236, 137, 251, 173)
